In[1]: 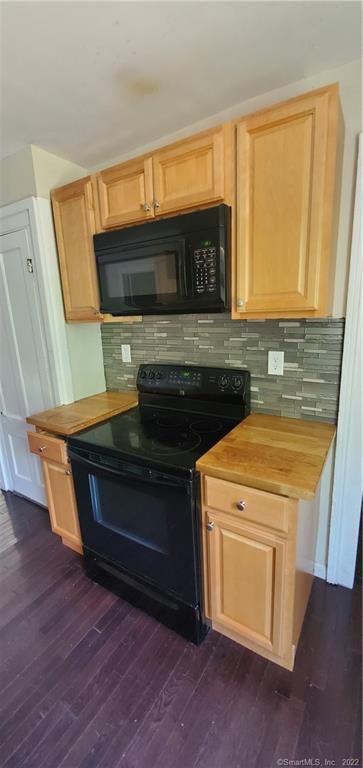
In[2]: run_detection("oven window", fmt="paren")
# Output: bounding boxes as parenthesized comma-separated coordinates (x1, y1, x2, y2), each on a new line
(89, 474, 169, 555)
(104, 251, 179, 301)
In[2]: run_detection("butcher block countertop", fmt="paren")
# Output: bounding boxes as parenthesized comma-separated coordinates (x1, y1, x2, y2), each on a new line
(26, 391, 138, 436)
(196, 413, 335, 500)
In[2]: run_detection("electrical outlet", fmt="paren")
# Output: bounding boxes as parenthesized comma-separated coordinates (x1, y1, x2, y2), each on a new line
(121, 344, 131, 363)
(268, 350, 284, 376)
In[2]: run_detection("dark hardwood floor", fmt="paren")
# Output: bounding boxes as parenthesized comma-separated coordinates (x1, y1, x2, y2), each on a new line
(0, 491, 361, 768)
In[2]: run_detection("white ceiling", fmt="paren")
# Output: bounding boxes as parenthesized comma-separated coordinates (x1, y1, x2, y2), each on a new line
(1, 1, 361, 168)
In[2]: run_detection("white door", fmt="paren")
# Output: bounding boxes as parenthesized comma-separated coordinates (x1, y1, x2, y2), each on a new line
(0, 227, 56, 504)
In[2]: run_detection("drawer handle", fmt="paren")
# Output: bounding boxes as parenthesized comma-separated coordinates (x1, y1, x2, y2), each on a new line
(207, 521, 214, 531)
(38, 446, 47, 453)
(236, 500, 247, 511)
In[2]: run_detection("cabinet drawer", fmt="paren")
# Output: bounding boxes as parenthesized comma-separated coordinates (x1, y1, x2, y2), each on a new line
(203, 476, 293, 534)
(28, 431, 68, 466)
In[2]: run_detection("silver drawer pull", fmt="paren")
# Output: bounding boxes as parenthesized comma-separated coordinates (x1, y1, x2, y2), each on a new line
(236, 500, 247, 511)
(207, 521, 214, 531)
(38, 446, 47, 453)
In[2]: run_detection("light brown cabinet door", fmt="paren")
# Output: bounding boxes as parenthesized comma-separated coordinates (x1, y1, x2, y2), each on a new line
(206, 511, 286, 656)
(152, 126, 228, 216)
(234, 85, 341, 317)
(97, 157, 154, 229)
(43, 459, 82, 552)
(51, 178, 102, 322)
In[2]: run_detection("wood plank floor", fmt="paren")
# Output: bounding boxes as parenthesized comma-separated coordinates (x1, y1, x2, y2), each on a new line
(0, 491, 361, 768)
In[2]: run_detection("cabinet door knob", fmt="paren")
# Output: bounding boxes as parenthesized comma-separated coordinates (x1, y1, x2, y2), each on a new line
(92, 308, 101, 316)
(142, 203, 151, 212)
(237, 298, 244, 308)
(236, 500, 247, 511)
(207, 521, 214, 531)
(38, 446, 46, 453)
(152, 200, 160, 210)
(65, 470, 71, 476)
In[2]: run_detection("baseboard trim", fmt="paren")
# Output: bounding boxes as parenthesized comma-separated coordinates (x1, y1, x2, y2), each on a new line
(314, 562, 327, 580)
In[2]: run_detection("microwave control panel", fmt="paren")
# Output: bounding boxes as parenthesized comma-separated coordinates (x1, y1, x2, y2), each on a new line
(192, 244, 218, 295)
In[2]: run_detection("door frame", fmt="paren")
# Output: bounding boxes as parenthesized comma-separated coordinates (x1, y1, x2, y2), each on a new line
(0, 197, 74, 491)
(327, 134, 362, 589)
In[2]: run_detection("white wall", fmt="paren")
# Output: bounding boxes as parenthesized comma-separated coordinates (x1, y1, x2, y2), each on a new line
(327, 135, 363, 588)
(31, 146, 87, 198)
(66, 324, 106, 401)
(90, 58, 362, 318)
(0, 146, 37, 206)
(0, 145, 87, 207)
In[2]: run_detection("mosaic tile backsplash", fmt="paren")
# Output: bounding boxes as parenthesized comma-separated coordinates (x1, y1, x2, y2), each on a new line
(101, 315, 344, 423)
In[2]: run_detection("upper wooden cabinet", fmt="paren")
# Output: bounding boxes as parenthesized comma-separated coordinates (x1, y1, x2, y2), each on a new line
(97, 157, 154, 229)
(96, 125, 232, 229)
(233, 85, 343, 318)
(152, 126, 231, 216)
(51, 84, 343, 323)
(51, 177, 102, 322)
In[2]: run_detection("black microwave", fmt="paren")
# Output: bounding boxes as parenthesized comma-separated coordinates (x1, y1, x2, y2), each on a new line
(94, 204, 230, 316)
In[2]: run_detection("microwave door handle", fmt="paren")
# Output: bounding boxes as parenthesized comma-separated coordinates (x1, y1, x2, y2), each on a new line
(68, 450, 186, 489)
(178, 240, 188, 297)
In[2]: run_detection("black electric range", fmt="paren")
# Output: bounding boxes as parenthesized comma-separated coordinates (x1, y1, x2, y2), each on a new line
(68, 364, 250, 643)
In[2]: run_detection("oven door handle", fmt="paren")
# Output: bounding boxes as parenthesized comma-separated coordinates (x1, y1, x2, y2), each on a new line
(68, 449, 190, 489)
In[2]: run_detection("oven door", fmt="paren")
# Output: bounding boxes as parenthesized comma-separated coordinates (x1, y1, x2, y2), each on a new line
(69, 448, 200, 605)
(96, 237, 192, 315)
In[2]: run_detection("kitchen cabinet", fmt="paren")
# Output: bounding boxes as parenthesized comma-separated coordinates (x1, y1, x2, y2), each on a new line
(27, 430, 82, 553)
(26, 394, 140, 553)
(206, 511, 287, 656)
(51, 178, 142, 323)
(51, 177, 102, 322)
(42, 459, 82, 554)
(233, 84, 343, 318)
(201, 473, 319, 670)
(97, 124, 232, 229)
(51, 83, 343, 324)
(97, 157, 155, 228)
(151, 126, 231, 217)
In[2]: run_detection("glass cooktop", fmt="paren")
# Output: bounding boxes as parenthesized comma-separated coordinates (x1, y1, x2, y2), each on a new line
(69, 406, 240, 477)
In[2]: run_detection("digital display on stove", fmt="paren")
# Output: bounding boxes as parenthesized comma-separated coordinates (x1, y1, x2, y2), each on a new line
(168, 369, 202, 386)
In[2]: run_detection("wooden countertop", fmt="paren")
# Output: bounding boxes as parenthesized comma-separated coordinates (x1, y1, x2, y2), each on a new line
(27, 391, 138, 436)
(196, 413, 335, 500)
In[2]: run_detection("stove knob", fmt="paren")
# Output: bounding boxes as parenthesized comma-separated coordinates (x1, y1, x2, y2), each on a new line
(218, 374, 230, 389)
(139, 370, 146, 379)
(155, 371, 162, 380)
(232, 375, 242, 391)
(148, 370, 155, 380)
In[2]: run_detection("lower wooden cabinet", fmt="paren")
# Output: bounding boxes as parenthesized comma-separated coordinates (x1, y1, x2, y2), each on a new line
(42, 459, 82, 554)
(206, 511, 287, 657)
(28, 430, 82, 554)
(201, 474, 319, 670)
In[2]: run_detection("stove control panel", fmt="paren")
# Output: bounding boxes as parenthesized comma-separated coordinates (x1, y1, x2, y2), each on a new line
(137, 364, 250, 404)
